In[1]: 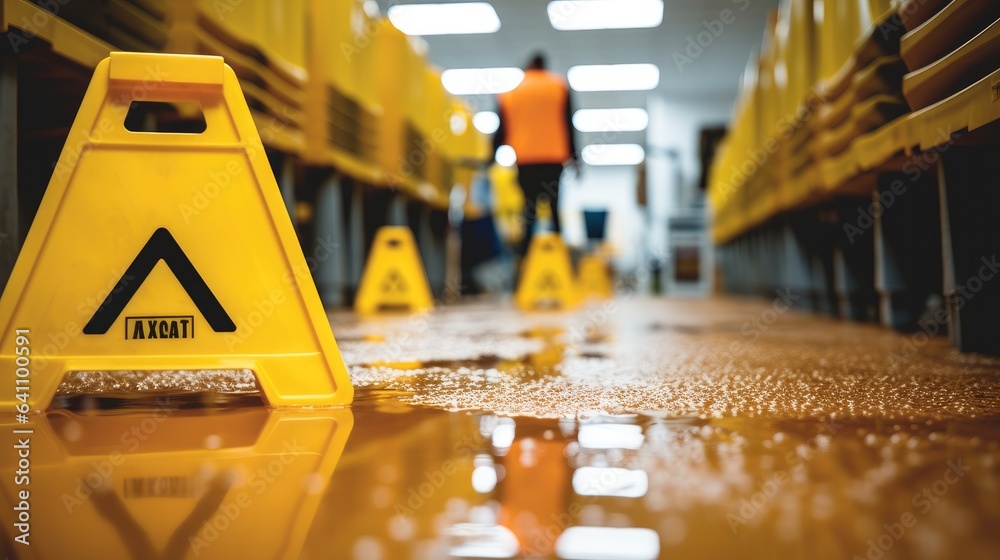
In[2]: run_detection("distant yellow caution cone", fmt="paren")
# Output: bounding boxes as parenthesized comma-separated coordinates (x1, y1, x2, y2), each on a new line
(355, 226, 434, 316)
(516, 233, 579, 311)
(0, 53, 352, 411)
(578, 254, 614, 299)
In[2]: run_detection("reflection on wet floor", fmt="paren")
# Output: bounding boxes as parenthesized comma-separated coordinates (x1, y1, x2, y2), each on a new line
(312, 401, 1000, 560)
(3, 297, 1000, 559)
(0, 407, 352, 559)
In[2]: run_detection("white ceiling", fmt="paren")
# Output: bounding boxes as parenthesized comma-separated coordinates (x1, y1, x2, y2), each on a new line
(376, 0, 780, 112)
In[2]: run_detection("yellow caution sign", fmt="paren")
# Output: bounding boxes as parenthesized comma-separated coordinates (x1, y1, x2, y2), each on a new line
(0, 409, 352, 558)
(515, 233, 579, 311)
(0, 53, 352, 411)
(578, 254, 614, 299)
(355, 226, 434, 316)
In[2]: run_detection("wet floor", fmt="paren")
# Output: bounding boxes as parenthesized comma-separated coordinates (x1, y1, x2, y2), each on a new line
(3, 296, 1000, 559)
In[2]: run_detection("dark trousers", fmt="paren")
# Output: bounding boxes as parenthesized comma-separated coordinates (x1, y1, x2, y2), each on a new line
(517, 163, 564, 257)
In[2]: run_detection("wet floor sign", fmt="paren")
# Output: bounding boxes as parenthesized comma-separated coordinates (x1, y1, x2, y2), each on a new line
(0, 53, 353, 410)
(516, 233, 579, 311)
(355, 226, 434, 316)
(578, 254, 614, 299)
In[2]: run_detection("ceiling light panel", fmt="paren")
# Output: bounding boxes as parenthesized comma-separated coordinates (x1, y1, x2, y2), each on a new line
(573, 108, 649, 132)
(581, 144, 646, 166)
(548, 0, 664, 31)
(387, 3, 501, 36)
(568, 64, 660, 92)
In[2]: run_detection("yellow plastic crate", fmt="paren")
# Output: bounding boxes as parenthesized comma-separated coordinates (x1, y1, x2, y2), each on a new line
(164, 0, 308, 155)
(372, 20, 416, 195)
(420, 66, 448, 198)
(303, 0, 383, 184)
(194, 0, 306, 74)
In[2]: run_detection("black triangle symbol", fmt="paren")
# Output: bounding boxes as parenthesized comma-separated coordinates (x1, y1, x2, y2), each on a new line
(381, 270, 408, 294)
(83, 228, 236, 335)
(538, 273, 559, 292)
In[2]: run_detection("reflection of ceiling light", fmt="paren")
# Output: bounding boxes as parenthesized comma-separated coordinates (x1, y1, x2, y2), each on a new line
(472, 465, 498, 493)
(573, 108, 649, 132)
(548, 0, 664, 31)
(491, 418, 516, 447)
(581, 144, 646, 166)
(556, 527, 660, 560)
(572, 467, 648, 497)
(495, 145, 517, 167)
(577, 423, 645, 448)
(387, 3, 501, 35)
(442, 68, 525, 95)
(450, 113, 468, 135)
(567, 64, 660, 92)
(473, 111, 501, 134)
(446, 524, 520, 559)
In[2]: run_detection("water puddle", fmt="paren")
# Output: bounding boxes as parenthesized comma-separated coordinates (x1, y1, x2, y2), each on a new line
(7, 399, 998, 559)
(5, 298, 1000, 558)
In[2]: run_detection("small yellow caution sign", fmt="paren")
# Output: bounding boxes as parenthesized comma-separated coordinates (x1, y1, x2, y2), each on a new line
(0, 53, 352, 411)
(515, 233, 579, 311)
(355, 226, 434, 316)
(578, 254, 614, 299)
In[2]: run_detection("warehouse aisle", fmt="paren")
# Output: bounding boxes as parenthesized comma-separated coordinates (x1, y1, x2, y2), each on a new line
(17, 297, 1000, 560)
(3, 0, 1000, 557)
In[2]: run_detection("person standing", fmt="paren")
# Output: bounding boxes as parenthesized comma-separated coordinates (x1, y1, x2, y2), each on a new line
(494, 52, 579, 258)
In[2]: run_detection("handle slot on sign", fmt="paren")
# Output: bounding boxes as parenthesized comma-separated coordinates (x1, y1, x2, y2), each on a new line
(124, 101, 207, 134)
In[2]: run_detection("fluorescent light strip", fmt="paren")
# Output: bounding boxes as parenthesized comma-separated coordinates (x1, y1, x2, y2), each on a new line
(387, 3, 501, 36)
(568, 64, 659, 92)
(442, 68, 525, 95)
(362, 0, 380, 17)
(582, 144, 646, 166)
(572, 467, 649, 497)
(447, 524, 520, 559)
(473, 111, 501, 134)
(573, 108, 649, 132)
(548, 0, 663, 31)
(577, 423, 645, 448)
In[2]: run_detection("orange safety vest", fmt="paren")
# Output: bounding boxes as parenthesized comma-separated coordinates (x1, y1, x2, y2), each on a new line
(498, 69, 571, 165)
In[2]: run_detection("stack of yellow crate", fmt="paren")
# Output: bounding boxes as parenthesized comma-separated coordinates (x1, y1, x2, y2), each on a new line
(709, 0, 911, 243)
(0, 0, 487, 210)
(170, 0, 310, 156)
(710, 0, 1000, 245)
(304, 0, 383, 185)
